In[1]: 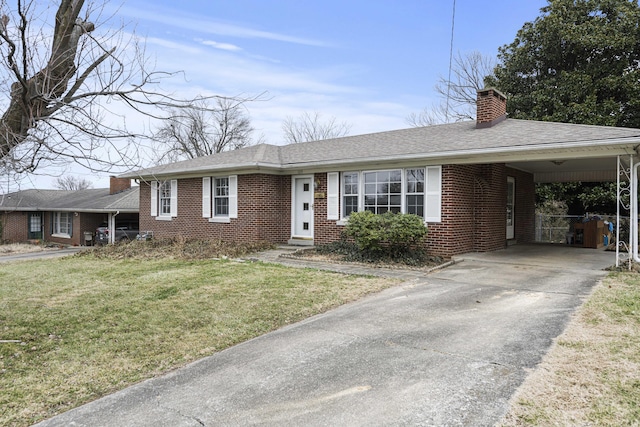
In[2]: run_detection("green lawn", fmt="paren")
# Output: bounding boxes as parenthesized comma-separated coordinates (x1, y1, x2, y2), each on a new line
(0, 255, 396, 426)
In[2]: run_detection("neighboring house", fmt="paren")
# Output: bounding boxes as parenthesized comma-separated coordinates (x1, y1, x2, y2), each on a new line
(0, 177, 139, 246)
(121, 89, 640, 258)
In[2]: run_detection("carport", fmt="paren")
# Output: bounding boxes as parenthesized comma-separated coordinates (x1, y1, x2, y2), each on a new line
(505, 152, 637, 268)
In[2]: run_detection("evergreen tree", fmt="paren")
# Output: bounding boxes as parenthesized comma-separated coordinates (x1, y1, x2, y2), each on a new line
(487, 0, 640, 128)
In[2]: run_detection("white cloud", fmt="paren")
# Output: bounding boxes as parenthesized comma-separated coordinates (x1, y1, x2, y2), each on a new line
(116, 4, 329, 47)
(200, 40, 242, 52)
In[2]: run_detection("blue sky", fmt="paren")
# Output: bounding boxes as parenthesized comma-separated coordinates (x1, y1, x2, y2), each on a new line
(21, 0, 549, 189)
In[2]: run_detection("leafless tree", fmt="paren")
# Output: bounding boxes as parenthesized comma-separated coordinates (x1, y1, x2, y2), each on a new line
(0, 0, 254, 176)
(282, 111, 351, 144)
(53, 175, 92, 190)
(407, 51, 495, 126)
(406, 103, 449, 127)
(153, 97, 263, 164)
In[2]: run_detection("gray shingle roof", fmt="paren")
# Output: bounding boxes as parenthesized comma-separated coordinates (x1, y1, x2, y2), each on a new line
(121, 118, 640, 179)
(0, 187, 139, 212)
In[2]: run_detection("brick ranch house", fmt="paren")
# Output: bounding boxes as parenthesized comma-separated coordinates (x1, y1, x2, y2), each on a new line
(121, 88, 640, 258)
(0, 177, 138, 246)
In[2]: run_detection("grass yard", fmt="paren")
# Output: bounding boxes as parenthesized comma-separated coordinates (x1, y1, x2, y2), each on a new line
(0, 255, 396, 426)
(499, 272, 640, 426)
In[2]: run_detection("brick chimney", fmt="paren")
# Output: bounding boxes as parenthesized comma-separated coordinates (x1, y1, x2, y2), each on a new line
(109, 176, 131, 194)
(476, 88, 507, 128)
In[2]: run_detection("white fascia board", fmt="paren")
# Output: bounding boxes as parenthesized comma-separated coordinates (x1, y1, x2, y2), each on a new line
(122, 137, 640, 179)
(126, 162, 284, 181)
(280, 139, 640, 171)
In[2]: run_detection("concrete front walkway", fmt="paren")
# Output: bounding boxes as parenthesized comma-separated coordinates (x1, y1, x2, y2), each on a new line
(34, 244, 615, 427)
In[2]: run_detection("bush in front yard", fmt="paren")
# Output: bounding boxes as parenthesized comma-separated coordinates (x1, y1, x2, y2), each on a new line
(344, 211, 428, 260)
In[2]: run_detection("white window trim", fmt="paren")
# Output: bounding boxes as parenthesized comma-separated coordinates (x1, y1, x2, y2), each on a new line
(158, 181, 171, 217)
(151, 179, 178, 220)
(51, 212, 73, 238)
(362, 168, 403, 214)
(334, 166, 442, 224)
(202, 175, 237, 221)
(341, 171, 360, 219)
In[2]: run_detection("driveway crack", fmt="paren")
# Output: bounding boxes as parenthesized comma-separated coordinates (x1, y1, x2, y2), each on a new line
(156, 400, 206, 426)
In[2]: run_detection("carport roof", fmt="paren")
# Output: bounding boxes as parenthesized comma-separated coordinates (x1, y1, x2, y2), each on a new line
(121, 118, 640, 180)
(0, 187, 139, 213)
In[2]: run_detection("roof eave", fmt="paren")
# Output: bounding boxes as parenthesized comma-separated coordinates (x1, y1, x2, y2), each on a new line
(120, 136, 640, 179)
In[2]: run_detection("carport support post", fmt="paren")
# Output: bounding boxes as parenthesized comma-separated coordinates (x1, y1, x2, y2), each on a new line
(108, 211, 120, 245)
(632, 159, 640, 264)
(617, 155, 634, 268)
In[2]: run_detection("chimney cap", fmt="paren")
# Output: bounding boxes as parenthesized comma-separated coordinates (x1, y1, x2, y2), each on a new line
(477, 87, 507, 100)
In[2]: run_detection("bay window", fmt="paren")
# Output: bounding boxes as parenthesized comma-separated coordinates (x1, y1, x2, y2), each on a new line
(334, 166, 441, 222)
(364, 170, 402, 214)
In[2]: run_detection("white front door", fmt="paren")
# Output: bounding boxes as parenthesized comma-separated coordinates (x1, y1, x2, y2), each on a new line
(292, 176, 314, 240)
(506, 176, 515, 240)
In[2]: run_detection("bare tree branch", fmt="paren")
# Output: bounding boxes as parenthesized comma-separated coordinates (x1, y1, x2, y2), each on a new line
(154, 96, 264, 164)
(282, 111, 351, 144)
(0, 0, 257, 177)
(53, 174, 92, 190)
(407, 51, 495, 126)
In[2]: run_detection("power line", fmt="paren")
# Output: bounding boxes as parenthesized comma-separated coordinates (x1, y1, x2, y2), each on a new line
(445, 0, 456, 123)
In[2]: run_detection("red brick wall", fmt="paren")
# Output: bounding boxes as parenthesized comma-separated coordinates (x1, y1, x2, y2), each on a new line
(313, 165, 534, 258)
(473, 164, 508, 252)
(507, 167, 536, 243)
(1, 211, 28, 242)
(427, 165, 482, 256)
(313, 173, 344, 244)
(140, 175, 291, 243)
(137, 167, 535, 258)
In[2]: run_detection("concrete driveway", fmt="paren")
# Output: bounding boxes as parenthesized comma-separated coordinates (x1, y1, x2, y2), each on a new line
(0, 246, 86, 263)
(34, 244, 614, 427)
